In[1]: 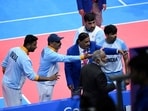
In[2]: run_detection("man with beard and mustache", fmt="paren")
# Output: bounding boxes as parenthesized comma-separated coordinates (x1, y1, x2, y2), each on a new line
(1, 35, 60, 107)
(73, 12, 105, 46)
(37, 34, 92, 102)
(65, 32, 125, 97)
(79, 50, 116, 111)
(99, 24, 129, 90)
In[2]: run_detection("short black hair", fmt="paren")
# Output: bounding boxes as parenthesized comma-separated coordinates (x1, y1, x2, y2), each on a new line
(76, 32, 89, 44)
(104, 24, 117, 35)
(84, 12, 96, 22)
(23, 34, 38, 46)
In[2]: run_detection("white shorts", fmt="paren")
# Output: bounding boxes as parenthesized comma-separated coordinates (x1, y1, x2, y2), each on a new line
(37, 83, 54, 102)
(2, 83, 22, 107)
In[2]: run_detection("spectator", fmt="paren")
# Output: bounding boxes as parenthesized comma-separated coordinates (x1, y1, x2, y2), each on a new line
(128, 53, 148, 111)
(76, 0, 106, 27)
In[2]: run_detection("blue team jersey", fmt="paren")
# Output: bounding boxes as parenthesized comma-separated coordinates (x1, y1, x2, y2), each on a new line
(37, 46, 81, 85)
(2, 47, 37, 89)
(99, 38, 128, 74)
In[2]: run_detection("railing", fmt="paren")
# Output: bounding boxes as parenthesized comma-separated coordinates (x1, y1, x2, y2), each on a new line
(0, 90, 130, 111)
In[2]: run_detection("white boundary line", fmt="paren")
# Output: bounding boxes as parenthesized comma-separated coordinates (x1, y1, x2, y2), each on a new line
(0, 11, 78, 24)
(118, 0, 127, 6)
(0, 97, 3, 99)
(0, 2, 148, 24)
(22, 94, 31, 104)
(0, 19, 147, 41)
(0, 94, 31, 104)
(107, 2, 148, 9)
(113, 19, 148, 26)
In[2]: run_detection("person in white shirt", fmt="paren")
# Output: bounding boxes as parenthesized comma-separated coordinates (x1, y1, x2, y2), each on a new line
(1, 35, 59, 107)
(73, 12, 105, 46)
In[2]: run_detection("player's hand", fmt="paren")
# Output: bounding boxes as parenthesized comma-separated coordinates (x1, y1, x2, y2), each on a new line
(2, 67, 6, 74)
(118, 50, 128, 55)
(83, 53, 92, 59)
(125, 79, 130, 86)
(49, 72, 60, 81)
(79, 9, 85, 16)
(102, 4, 107, 11)
(68, 85, 74, 91)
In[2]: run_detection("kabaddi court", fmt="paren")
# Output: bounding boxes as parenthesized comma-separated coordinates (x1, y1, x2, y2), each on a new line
(0, 0, 148, 109)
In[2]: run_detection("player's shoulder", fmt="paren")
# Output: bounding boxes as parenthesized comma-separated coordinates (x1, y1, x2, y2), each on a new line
(67, 44, 78, 52)
(98, 39, 106, 45)
(77, 26, 85, 32)
(10, 47, 19, 50)
(116, 38, 125, 43)
(95, 26, 104, 31)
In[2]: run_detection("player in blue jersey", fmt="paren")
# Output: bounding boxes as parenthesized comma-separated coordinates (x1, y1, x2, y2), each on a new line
(99, 24, 129, 90)
(1, 35, 59, 107)
(37, 34, 92, 102)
